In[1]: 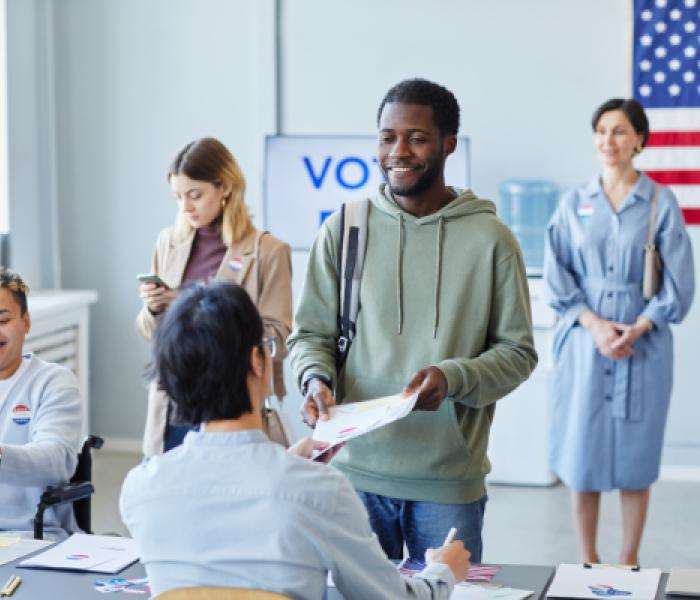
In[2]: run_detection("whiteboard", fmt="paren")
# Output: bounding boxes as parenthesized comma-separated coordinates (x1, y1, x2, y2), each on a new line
(264, 135, 470, 250)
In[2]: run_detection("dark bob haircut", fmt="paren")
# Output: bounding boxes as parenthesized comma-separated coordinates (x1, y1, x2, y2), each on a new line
(151, 281, 263, 426)
(377, 78, 460, 136)
(591, 98, 650, 148)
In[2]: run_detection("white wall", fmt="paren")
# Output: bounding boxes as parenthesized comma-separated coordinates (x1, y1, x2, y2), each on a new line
(5, 0, 698, 466)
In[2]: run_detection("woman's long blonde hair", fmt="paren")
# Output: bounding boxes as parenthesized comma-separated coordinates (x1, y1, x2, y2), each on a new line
(168, 137, 253, 246)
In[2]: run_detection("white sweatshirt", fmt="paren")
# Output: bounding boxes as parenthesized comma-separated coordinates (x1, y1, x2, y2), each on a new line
(0, 354, 83, 538)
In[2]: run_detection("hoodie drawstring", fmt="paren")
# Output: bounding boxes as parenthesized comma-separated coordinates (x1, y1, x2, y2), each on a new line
(397, 213, 404, 335)
(433, 216, 444, 338)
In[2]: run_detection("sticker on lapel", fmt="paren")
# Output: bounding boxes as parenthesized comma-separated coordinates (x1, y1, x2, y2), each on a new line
(11, 404, 32, 425)
(228, 257, 243, 272)
(577, 203, 594, 218)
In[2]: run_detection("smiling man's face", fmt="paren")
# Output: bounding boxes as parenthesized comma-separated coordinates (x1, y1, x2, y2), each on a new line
(0, 288, 30, 380)
(377, 102, 452, 199)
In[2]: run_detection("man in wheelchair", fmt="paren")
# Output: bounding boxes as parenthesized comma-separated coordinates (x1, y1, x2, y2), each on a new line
(0, 270, 83, 539)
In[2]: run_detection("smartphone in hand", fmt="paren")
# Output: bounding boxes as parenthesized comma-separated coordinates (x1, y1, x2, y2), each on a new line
(137, 273, 170, 289)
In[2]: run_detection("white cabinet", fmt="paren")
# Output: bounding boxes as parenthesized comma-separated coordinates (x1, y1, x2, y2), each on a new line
(24, 290, 98, 437)
(486, 277, 557, 486)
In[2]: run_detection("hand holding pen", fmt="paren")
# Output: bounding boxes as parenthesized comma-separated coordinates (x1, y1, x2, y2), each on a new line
(425, 526, 471, 583)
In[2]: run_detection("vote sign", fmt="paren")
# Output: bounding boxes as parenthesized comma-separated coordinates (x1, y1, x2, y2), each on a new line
(264, 135, 470, 250)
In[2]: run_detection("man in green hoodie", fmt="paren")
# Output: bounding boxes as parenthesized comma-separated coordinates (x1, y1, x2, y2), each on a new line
(288, 79, 537, 564)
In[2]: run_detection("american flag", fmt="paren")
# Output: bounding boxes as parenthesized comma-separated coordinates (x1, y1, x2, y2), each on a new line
(633, 0, 700, 224)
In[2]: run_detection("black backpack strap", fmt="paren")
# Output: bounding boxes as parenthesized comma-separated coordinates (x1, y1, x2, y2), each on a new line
(336, 199, 369, 369)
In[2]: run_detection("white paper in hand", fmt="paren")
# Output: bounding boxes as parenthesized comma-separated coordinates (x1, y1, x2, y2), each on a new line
(312, 392, 418, 457)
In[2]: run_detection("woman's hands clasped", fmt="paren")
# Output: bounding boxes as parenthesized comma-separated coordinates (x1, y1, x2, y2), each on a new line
(579, 309, 652, 360)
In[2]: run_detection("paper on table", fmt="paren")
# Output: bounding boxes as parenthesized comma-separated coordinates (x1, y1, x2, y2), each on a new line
(0, 538, 53, 566)
(329, 567, 532, 600)
(547, 564, 661, 600)
(19, 534, 139, 574)
(312, 392, 418, 456)
(452, 583, 533, 600)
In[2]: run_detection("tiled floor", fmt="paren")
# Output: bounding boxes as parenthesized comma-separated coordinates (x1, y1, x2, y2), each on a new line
(93, 451, 700, 569)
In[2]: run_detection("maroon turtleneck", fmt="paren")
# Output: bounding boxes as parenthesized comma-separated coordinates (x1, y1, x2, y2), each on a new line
(182, 221, 227, 284)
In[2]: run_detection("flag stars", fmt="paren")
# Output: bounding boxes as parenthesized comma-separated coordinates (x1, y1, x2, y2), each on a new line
(669, 33, 682, 45)
(670, 8, 682, 19)
(639, 84, 652, 97)
(655, 46, 668, 57)
(686, 21, 697, 33)
(655, 0, 667, 7)
(685, 46, 697, 58)
(641, 34, 653, 46)
(655, 71, 667, 83)
(669, 83, 681, 95)
(640, 59, 652, 71)
(684, 0, 696, 6)
(669, 58, 681, 70)
(683, 71, 695, 82)
(656, 21, 667, 32)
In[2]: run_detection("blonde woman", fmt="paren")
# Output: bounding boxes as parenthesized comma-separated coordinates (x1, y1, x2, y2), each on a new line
(136, 137, 292, 456)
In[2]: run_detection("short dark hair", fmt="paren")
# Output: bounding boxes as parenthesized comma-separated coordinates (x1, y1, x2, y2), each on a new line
(377, 78, 460, 136)
(0, 269, 29, 315)
(591, 98, 650, 147)
(151, 281, 263, 425)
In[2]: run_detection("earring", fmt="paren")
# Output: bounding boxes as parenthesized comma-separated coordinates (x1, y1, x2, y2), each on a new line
(633, 145, 643, 156)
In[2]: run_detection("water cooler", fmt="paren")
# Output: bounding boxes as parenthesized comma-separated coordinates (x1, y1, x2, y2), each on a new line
(487, 180, 559, 486)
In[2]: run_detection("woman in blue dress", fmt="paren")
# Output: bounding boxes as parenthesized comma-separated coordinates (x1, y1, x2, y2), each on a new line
(544, 98, 694, 565)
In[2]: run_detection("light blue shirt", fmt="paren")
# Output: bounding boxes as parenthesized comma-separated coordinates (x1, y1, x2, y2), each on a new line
(0, 354, 82, 538)
(544, 173, 694, 491)
(119, 430, 455, 599)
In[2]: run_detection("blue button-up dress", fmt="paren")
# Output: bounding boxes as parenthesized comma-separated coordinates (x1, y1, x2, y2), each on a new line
(544, 172, 694, 492)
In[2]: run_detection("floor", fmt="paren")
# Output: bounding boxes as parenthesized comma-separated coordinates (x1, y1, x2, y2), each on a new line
(93, 451, 700, 569)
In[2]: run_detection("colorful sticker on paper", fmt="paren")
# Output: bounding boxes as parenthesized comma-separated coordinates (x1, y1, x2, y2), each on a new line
(228, 258, 243, 272)
(589, 585, 632, 596)
(11, 404, 32, 425)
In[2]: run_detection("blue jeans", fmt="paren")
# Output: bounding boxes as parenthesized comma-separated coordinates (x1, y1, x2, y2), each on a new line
(356, 491, 487, 563)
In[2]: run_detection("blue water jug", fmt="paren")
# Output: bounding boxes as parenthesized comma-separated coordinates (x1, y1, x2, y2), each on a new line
(499, 179, 558, 274)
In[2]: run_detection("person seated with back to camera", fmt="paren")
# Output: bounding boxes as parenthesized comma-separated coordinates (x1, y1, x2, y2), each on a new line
(119, 281, 470, 600)
(0, 270, 83, 540)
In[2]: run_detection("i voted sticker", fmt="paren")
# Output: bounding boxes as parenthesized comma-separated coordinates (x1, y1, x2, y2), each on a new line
(11, 404, 32, 425)
(228, 257, 243, 272)
(577, 203, 594, 218)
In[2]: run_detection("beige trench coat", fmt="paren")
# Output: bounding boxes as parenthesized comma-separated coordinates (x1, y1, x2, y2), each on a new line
(136, 225, 292, 457)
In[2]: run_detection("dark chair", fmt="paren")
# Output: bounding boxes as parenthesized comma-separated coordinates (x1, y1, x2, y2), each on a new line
(33, 434, 104, 539)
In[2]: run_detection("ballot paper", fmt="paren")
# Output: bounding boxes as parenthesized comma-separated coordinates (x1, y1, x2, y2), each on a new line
(547, 564, 661, 600)
(19, 534, 139, 574)
(312, 392, 418, 456)
(0, 538, 52, 566)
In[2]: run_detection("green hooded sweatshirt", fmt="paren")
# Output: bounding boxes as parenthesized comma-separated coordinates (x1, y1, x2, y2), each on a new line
(288, 184, 537, 504)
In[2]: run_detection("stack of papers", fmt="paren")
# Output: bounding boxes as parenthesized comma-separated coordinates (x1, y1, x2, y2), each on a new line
(666, 569, 700, 597)
(547, 564, 661, 600)
(312, 392, 418, 456)
(19, 534, 139, 574)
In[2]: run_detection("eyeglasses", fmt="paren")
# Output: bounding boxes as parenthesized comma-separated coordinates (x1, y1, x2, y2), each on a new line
(260, 335, 277, 359)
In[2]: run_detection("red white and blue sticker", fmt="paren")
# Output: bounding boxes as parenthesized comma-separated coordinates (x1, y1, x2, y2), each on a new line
(577, 203, 594, 218)
(11, 404, 32, 425)
(228, 257, 243, 272)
